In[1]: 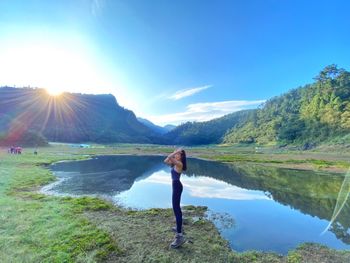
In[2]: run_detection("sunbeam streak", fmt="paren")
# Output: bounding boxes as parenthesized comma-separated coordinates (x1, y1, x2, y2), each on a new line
(321, 167, 350, 235)
(1, 88, 91, 145)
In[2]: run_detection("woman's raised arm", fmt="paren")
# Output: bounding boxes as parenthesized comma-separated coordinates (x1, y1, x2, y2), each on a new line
(164, 148, 182, 165)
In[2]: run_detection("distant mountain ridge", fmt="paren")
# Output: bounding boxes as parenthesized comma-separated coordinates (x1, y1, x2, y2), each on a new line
(0, 87, 160, 145)
(163, 124, 177, 132)
(162, 109, 256, 145)
(137, 117, 176, 134)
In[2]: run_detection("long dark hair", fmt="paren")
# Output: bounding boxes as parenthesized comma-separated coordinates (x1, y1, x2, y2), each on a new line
(180, 150, 187, 171)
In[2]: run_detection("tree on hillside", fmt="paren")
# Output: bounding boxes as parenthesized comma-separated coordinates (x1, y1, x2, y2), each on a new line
(314, 64, 345, 82)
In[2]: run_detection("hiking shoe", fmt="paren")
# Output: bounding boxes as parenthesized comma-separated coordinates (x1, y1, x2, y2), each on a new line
(171, 226, 184, 234)
(170, 233, 186, 249)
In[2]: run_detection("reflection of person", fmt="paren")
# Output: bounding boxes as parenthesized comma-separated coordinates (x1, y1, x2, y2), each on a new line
(164, 148, 187, 248)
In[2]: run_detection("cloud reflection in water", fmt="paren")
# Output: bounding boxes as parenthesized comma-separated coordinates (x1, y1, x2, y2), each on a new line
(141, 170, 271, 201)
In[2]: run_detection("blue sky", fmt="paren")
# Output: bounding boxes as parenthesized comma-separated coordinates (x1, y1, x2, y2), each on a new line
(0, 0, 349, 125)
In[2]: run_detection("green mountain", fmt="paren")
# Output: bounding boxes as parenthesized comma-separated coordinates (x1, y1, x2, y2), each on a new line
(163, 109, 256, 145)
(1, 65, 349, 147)
(0, 87, 160, 145)
(166, 65, 350, 146)
(224, 65, 350, 146)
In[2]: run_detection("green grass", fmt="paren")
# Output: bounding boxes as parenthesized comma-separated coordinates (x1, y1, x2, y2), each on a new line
(1, 144, 350, 262)
(200, 153, 350, 171)
(0, 150, 120, 262)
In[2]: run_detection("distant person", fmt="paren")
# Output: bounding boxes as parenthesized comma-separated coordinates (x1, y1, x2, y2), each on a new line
(164, 148, 187, 248)
(10, 146, 15, 154)
(15, 147, 22, 154)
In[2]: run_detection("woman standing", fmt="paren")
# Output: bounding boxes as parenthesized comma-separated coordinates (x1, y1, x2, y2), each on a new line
(164, 148, 187, 248)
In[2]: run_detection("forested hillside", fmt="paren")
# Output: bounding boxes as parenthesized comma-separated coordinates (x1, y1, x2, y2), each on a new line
(224, 65, 350, 145)
(163, 109, 256, 145)
(166, 65, 350, 146)
(0, 87, 160, 145)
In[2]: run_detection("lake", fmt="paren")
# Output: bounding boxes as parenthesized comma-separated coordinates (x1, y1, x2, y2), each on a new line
(43, 155, 350, 254)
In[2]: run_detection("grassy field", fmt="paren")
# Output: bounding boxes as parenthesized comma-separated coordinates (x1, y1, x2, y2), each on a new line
(1, 143, 350, 262)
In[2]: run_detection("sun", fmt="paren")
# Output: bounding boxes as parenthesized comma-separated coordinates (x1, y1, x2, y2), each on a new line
(0, 37, 115, 98)
(45, 87, 63, 96)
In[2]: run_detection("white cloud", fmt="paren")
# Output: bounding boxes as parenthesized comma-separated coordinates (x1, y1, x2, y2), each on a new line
(148, 99, 266, 126)
(142, 171, 270, 201)
(169, 85, 211, 100)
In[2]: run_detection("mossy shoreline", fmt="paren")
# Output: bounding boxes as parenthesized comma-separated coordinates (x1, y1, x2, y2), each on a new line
(1, 144, 350, 262)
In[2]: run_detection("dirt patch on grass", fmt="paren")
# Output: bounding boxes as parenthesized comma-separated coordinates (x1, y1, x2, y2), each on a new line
(85, 206, 235, 263)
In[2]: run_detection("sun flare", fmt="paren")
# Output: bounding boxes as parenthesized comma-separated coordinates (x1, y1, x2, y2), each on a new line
(46, 88, 63, 96)
(0, 38, 115, 97)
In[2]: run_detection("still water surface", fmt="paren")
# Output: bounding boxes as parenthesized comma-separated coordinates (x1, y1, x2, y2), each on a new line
(44, 155, 350, 254)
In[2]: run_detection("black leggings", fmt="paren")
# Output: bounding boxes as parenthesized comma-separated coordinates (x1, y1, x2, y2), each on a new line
(172, 180, 183, 233)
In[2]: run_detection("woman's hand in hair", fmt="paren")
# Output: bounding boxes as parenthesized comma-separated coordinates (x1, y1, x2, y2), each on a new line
(164, 150, 177, 165)
(164, 148, 183, 166)
(175, 148, 183, 154)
